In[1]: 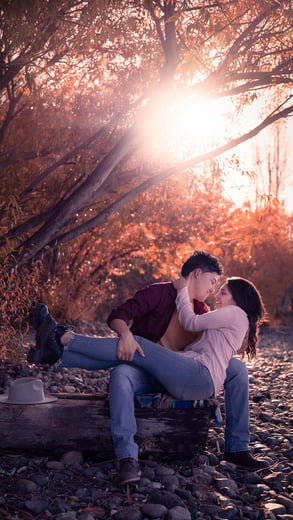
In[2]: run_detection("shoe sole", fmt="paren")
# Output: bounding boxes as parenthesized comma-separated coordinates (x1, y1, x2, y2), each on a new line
(224, 459, 268, 471)
(118, 475, 141, 486)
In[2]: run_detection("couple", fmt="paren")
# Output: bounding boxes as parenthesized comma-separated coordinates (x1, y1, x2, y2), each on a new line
(28, 250, 269, 485)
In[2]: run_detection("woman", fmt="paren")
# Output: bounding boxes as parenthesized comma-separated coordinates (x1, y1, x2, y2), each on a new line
(30, 275, 265, 401)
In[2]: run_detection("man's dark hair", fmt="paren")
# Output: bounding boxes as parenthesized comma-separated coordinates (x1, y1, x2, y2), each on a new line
(181, 250, 223, 277)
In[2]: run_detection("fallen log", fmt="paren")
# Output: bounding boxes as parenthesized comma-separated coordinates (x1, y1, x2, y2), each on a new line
(0, 393, 217, 461)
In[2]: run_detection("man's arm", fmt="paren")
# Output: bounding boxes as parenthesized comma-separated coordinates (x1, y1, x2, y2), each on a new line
(108, 284, 167, 361)
(107, 284, 165, 328)
(110, 318, 144, 361)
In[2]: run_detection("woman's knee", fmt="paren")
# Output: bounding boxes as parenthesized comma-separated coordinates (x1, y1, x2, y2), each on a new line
(226, 357, 248, 384)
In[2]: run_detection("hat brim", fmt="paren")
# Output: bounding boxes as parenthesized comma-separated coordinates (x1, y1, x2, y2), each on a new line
(0, 395, 58, 404)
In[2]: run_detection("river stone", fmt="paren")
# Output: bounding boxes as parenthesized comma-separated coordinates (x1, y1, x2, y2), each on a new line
(25, 499, 49, 514)
(10, 478, 39, 494)
(147, 489, 184, 508)
(167, 505, 192, 520)
(112, 506, 142, 520)
(140, 503, 168, 518)
(264, 502, 286, 515)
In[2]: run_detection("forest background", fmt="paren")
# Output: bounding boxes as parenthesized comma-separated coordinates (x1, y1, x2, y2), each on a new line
(1, 0, 293, 362)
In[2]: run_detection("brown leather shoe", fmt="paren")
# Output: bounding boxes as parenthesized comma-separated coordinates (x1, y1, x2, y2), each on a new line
(118, 458, 141, 485)
(224, 451, 270, 470)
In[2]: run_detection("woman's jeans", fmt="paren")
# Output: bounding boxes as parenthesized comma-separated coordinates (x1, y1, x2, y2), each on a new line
(62, 333, 214, 401)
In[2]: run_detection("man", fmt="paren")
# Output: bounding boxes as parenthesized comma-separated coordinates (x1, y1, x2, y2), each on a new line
(107, 251, 268, 485)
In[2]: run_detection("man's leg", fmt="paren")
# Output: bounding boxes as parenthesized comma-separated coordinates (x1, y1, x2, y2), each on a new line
(224, 357, 269, 469)
(109, 364, 165, 460)
(109, 365, 165, 484)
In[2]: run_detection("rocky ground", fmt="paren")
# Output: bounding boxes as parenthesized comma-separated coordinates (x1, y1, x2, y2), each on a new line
(0, 324, 292, 520)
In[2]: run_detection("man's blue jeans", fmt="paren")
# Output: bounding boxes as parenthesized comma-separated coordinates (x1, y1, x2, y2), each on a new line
(109, 358, 250, 460)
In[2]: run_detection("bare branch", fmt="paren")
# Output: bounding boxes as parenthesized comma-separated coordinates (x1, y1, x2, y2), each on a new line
(42, 102, 293, 253)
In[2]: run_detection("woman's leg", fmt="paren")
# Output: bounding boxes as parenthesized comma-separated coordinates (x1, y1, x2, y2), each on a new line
(62, 350, 119, 370)
(62, 333, 214, 401)
(224, 357, 250, 452)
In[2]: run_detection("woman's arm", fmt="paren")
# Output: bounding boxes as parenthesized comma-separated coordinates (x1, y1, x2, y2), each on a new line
(176, 286, 237, 331)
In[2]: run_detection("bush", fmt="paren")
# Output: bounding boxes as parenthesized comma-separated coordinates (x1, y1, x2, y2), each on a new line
(0, 259, 42, 361)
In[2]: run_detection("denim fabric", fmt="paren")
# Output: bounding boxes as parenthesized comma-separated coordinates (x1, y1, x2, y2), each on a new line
(61, 334, 248, 458)
(109, 365, 165, 460)
(61, 333, 214, 401)
(107, 358, 250, 460)
(224, 357, 250, 451)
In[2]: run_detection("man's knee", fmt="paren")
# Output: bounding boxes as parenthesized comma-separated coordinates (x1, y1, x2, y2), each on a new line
(109, 365, 144, 394)
(110, 364, 134, 385)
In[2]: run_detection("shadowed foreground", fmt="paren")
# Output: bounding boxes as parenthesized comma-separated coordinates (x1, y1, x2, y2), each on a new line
(0, 326, 292, 519)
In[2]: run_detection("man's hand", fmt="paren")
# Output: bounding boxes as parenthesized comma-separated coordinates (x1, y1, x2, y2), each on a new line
(117, 329, 145, 361)
(109, 318, 145, 361)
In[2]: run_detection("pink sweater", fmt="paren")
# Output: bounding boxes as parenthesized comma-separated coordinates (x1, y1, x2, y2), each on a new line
(176, 287, 249, 395)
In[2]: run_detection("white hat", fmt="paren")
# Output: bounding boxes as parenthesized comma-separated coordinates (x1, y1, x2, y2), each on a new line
(0, 377, 57, 404)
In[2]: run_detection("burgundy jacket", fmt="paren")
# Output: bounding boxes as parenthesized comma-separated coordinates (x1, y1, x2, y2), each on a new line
(107, 282, 209, 343)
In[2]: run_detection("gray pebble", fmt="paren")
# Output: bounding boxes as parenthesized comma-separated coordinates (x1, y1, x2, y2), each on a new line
(161, 474, 180, 491)
(263, 471, 284, 490)
(77, 513, 97, 520)
(77, 513, 96, 520)
(167, 505, 192, 520)
(264, 502, 287, 515)
(31, 472, 49, 486)
(10, 478, 39, 494)
(155, 464, 175, 476)
(61, 450, 84, 466)
(140, 503, 168, 518)
(277, 494, 293, 509)
(141, 466, 156, 480)
(24, 499, 49, 514)
(49, 498, 72, 514)
(52, 471, 70, 481)
(147, 489, 184, 508)
(113, 506, 142, 520)
(217, 504, 239, 519)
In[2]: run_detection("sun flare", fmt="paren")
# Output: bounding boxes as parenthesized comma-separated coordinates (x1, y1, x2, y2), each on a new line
(139, 92, 230, 161)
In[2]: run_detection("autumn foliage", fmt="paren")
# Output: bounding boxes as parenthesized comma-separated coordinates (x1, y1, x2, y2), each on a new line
(1, 1, 293, 360)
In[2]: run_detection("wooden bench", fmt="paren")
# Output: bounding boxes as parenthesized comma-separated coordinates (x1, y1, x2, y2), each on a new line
(0, 393, 218, 461)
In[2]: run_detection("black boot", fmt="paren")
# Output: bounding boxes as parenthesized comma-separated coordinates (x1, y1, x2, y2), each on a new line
(27, 305, 66, 365)
(33, 302, 50, 329)
(223, 451, 270, 470)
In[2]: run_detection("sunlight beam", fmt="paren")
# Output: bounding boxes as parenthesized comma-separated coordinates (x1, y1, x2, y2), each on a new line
(138, 91, 230, 161)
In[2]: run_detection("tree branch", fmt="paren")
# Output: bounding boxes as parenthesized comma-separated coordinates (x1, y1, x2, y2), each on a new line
(40, 102, 293, 254)
(214, 4, 279, 78)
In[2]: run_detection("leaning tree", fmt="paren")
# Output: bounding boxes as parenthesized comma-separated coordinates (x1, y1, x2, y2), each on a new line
(1, 0, 292, 268)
